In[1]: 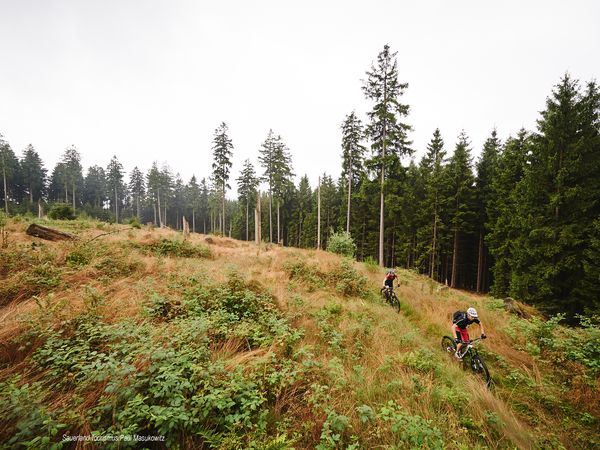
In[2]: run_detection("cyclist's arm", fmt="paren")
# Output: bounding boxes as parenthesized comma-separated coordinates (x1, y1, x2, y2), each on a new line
(479, 322, 486, 336)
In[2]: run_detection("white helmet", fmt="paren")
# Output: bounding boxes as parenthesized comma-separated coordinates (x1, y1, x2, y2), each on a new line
(467, 307, 478, 318)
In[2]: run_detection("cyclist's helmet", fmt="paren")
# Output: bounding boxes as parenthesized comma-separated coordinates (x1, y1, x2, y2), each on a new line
(387, 269, 396, 275)
(467, 307, 478, 318)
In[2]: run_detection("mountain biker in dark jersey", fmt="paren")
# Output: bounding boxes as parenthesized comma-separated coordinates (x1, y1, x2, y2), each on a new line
(452, 307, 486, 359)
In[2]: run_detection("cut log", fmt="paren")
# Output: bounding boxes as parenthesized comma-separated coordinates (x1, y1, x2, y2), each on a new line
(26, 223, 76, 241)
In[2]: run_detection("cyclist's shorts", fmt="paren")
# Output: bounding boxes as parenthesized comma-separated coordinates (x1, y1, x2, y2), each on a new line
(453, 325, 469, 343)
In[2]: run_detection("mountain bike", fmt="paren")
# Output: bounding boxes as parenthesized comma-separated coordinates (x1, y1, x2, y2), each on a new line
(441, 336, 491, 387)
(381, 286, 401, 313)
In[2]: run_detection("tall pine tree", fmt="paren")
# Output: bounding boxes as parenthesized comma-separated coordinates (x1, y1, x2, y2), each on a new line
(211, 122, 234, 236)
(362, 44, 412, 265)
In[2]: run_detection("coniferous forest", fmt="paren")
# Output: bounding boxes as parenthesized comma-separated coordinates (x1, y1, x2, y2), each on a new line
(1, 45, 599, 320)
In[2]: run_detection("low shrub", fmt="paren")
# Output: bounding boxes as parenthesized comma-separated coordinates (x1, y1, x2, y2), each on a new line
(135, 238, 210, 258)
(326, 231, 356, 258)
(362, 256, 380, 273)
(48, 203, 76, 220)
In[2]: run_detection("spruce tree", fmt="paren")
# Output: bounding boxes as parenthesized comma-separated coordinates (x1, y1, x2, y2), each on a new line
(447, 131, 476, 288)
(511, 75, 600, 317)
(486, 130, 529, 297)
(211, 122, 234, 236)
(106, 156, 126, 223)
(128, 167, 145, 220)
(475, 129, 501, 292)
(237, 159, 259, 241)
(416, 129, 447, 279)
(362, 44, 412, 265)
(83, 165, 107, 210)
(341, 111, 366, 234)
(20, 144, 47, 208)
(61, 146, 83, 210)
(0, 137, 20, 214)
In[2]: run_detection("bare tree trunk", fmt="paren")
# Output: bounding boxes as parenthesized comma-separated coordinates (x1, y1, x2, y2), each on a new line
(255, 191, 262, 244)
(268, 190, 273, 243)
(317, 176, 321, 249)
(136, 194, 141, 219)
(222, 183, 226, 236)
(114, 186, 118, 223)
(391, 225, 395, 268)
(153, 202, 157, 225)
(245, 198, 249, 241)
(182, 216, 190, 240)
(476, 231, 484, 293)
(157, 189, 163, 227)
(38, 200, 43, 219)
(192, 208, 196, 233)
(451, 229, 459, 288)
(430, 202, 438, 279)
(298, 210, 302, 247)
(346, 161, 352, 234)
(72, 181, 76, 210)
(1, 153, 7, 214)
(203, 218, 206, 234)
(379, 83, 387, 267)
(277, 200, 280, 244)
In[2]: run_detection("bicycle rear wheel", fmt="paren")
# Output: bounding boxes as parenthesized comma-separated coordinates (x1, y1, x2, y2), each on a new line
(441, 336, 456, 355)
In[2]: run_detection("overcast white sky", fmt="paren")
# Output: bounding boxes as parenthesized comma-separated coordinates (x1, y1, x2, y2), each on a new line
(1, 0, 598, 196)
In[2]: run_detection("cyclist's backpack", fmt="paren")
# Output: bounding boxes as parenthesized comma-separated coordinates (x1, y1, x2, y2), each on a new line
(452, 310, 467, 325)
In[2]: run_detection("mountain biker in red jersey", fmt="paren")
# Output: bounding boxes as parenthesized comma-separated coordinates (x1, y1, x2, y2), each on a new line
(452, 307, 486, 359)
(381, 269, 398, 296)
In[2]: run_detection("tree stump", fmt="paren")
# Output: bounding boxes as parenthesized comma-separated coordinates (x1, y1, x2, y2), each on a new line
(26, 224, 76, 241)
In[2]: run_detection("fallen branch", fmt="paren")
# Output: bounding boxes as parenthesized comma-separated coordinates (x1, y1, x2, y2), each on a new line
(26, 224, 76, 241)
(84, 227, 135, 244)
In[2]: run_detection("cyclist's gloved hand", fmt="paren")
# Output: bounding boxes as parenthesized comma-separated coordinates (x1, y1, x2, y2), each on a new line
(481, 333, 487, 339)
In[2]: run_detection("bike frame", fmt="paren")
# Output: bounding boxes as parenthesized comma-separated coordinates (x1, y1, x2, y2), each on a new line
(457, 338, 483, 358)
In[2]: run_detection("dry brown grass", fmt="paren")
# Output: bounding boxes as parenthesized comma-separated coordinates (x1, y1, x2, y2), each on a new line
(1, 220, 596, 449)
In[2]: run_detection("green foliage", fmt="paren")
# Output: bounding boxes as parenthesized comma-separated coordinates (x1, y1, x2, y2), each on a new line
(283, 259, 326, 291)
(377, 401, 444, 449)
(5, 274, 307, 448)
(316, 410, 351, 450)
(128, 216, 141, 229)
(510, 314, 600, 376)
(284, 258, 367, 298)
(135, 238, 210, 258)
(0, 376, 68, 448)
(400, 348, 440, 374)
(329, 259, 368, 298)
(326, 231, 356, 258)
(362, 256, 380, 273)
(48, 203, 76, 220)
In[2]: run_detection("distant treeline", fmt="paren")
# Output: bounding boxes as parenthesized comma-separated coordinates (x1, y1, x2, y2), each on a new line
(1, 45, 598, 319)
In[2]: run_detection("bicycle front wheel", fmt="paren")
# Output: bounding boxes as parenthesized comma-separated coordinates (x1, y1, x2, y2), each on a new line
(391, 293, 401, 313)
(441, 336, 456, 355)
(471, 355, 491, 387)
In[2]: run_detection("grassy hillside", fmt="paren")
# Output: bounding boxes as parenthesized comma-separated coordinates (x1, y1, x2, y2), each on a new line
(0, 217, 598, 449)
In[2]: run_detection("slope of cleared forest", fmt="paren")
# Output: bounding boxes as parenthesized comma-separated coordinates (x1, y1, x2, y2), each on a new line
(0, 217, 598, 449)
